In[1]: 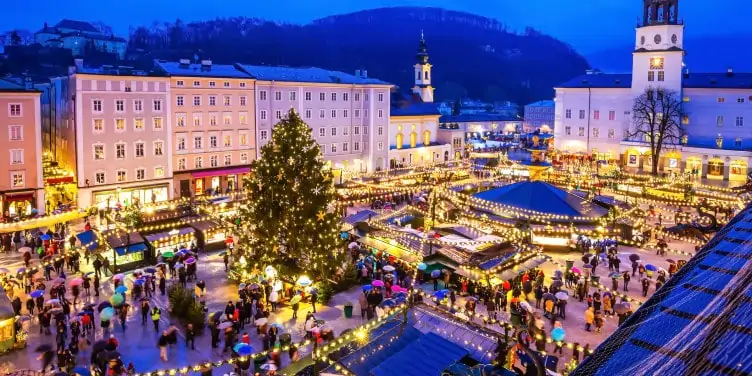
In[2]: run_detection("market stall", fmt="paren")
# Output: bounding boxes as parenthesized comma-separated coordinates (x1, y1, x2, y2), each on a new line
(188, 219, 227, 252)
(144, 227, 197, 255)
(0, 293, 15, 353)
(103, 231, 149, 273)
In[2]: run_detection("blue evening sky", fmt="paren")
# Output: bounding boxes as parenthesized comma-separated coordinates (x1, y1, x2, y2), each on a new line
(3, 0, 751, 54)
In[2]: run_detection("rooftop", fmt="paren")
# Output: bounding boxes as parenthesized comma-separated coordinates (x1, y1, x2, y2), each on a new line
(572, 204, 752, 376)
(237, 64, 390, 85)
(56, 19, 100, 33)
(0, 78, 37, 93)
(525, 100, 555, 107)
(473, 181, 608, 218)
(154, 60, 250, 79)
(439, 114, 520, 123)
(558, 71, 752, 89)
(391, 91, 441, 117)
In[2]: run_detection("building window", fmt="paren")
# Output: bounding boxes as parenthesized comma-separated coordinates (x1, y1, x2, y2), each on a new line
(209, 96, 217, 106)
(224, 96, 231, 106)
(154, 166, 164, 178)
(343, 93, 349, 101)
(240, 96, 247, 106)
(210, 155, 218, 167)
(154, 141, 164, 156)
(305, 109, 312, 119)
(717, 116, 724, 126)
(305, 92, 312, 101)
(354, 141, 360, 151)
(737, 116, 744, 127)
(378, 126, 384, 136)
(239, 82, 246, 88)
(718, 97, 726, 103)
(682, 115, 689, 125)
(564, 126, 571, 135)
(208, 81, 216, 87)
(276, 110, 282, 120)
(224, 135, 232, 147)
(194, 136, 203, 149)
(195, 157, 203, 169)
(364, 93, 369, 101)
(210, 135, 218, 148)
(377, 142, 384, 151)
(117, 170, 126, 183)
(134, 118, 144, 131)
(177, 96, 184, 106)
(578, 110, 585, 119)
(353, 126, 360, 135)
(592, 128, 599, 138)
(647, 71, 655, 81)
(193, 96, 201, 106)
(93, 119, 104, 132)
(578, 127, 585, 136)
(151, 99, 162, 112)
(193, 115, 202, 127)
(153, 117, 163, 131)
(317, 128, 325, 137)
(330, 144, 337, 153)
(136, 168, 145, 180)
(224, 115, 231, 125)
(565, 109, 571, 119)
(259, 91, 267, 101)
(240, 153, 248, 164)
(176, 115, 185, 127)
(364, 109, 369, 118)
(319, 93, 325, 101)
(343, 127, 349, 136)
(363, 126, 368, 135)
(716, 134, 723, 149)
(134, 100, 143, 112)
(95, 172, 105, 184)
(331, 127, 337, 136)
(115, 143, 126, 159)
(378, 109, 384, 118)
(10, 149, 23, 164)
(223, 82, 230, 88)
(331, 93, 337, 101)
(177, 158, 186, 170)
(331, 110, 337, 118)
(176, 80, 184, 87)
(275, 91, 282, 101)
(608, 110, 615, 121)
(657, 71, 665, 81)
(135, 142, 145, 157)
(92, 100, 102, 113)
(240, 134, 248, 146)
(115, 100, 124, 112)
(115, 119, 125, 132)
(608, 129, 615, 139)
(240, 114, 247, 125)
(260, 110, 267, 120)
(593, 110, 600, 120)
(224, 155, 232, 166)
(343, 109, 349, 118)
(177, 137, 185, 151)
(260, 130, 268, 140)
(343, 142, 349, 152)
(193, 80, 200, 87)
(319, 109, 325, 118)
(290, 91, 297, 101)
(354, 109, 360, 118)
(378, 93, 384, 102)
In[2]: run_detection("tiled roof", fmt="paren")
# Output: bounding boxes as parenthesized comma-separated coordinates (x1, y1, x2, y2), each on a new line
(572, 204, 752, 376)
(55, 19, 100, 33)
(558, 72, 752, 89)
(154, 61, 250, 78)
(556, 73, 632, 89)
(439, 114, 519, 123)
(525, 100, 555, 107)
(390, 91, 441, 116)
(0, 78, 35, 92)
(237, 64, 390, 85)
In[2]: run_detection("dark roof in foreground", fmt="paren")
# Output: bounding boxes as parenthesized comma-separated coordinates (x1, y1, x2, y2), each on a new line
(439, 114, 519, 123)
(0, 78, 38, 92)
(572, 204, 752, 376)
(558, 72, 752, 89)
(474, 181, 608, 218)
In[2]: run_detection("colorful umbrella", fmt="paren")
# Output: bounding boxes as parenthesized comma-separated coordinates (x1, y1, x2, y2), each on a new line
(430, 270, 441, 278)
(30, 290, 44, 298)
(133, 279, 145, 285)
(70, 278, 83, 286)
(110, 294, 124, 306)
(185, 257, 196, 264)
(113, 274, 124, 281)
(551, 327, 566, 342)
(254, 318, 268, 326)
(645, 264, 658, 272)
(289, 295, 302, 305)
(45, 299, 60, 305)
(97, 302, 112, 312)
(233, 343, 253, 356)
(372, 280, 384, 287)
(383, 265, 395, 272)
(362, 285, 373, 292)
(114, 286, 128, 294)
(417, 263, 427, 271)
(391, 285, 402, 292)
(40, 234, 51, 241)
(609, 272, 623, 279)
(570, 267, 582, 274)
(218, 321, 233, 329)
(162, 251, 175, 258)
(555, 292, 568, 300)
(16, 267, 26, 274)
(100, 307, 115, 320)
(379, 299, 396, 308)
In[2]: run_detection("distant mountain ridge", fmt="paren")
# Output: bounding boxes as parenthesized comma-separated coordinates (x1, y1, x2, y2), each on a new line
(123, 7, 590, 104)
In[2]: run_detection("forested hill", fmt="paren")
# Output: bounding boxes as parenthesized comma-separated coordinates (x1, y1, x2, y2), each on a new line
(127, 7, 590, 104)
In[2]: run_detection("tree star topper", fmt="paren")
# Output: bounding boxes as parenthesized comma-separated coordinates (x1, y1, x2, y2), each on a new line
(316, 210, 326, 221)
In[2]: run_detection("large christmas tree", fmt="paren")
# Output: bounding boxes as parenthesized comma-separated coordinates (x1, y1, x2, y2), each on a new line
(236, 109, 342, 281)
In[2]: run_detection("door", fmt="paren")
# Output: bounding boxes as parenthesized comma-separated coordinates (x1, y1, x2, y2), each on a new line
(180, 180, 191, 198)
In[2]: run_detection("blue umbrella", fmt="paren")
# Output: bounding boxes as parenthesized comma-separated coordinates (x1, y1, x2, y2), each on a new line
(430, 270, 441, 278)
(433, 290, 446, 299)
(551, 327, 566, 342)
(73, 366, 91, 376)
(270, 323, 283, 329)
(379, 299, 397, 308)
(115, 286, 128, 294)
(362, 284, 373, 292)
(417, 263, 427, 271)
(645, 264, 658, 272)
(394, 292, 408, 299)
(40, 234, 51, 241)
(133, 279, 145, 285)
(233, 343, 253, 355)
(145, 267, 156, 274)
(17, 267, 26, 274)
(30, 290, 44, 298)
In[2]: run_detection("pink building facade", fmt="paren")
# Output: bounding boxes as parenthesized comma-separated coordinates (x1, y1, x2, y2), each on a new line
(69, 67, 173, 208)
(154, 60, 256, 197)
(236, 65, 392, 176)
(0, 79, 44, 218)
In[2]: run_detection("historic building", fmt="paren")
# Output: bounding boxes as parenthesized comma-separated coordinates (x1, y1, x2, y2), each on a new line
(554, 0, 752, 181)
(523, 100, 555, 133)
(34, 19, 127, 59)
(0, 78, 44, 218)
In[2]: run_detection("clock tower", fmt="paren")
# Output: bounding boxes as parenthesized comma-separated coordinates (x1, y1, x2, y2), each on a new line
(412, 32, 434, 103)
(631, 0, 685, 96)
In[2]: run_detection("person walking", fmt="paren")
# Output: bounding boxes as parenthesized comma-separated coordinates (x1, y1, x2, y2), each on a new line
(310, 289, 318, 313)
(158, 331, 169, 361)
(151, 307, 161, 331)
(186, 324, 195, 350)
(141, 301, 150, 324)
(584, 307, 594, 332)
(623, 271, 631, 292)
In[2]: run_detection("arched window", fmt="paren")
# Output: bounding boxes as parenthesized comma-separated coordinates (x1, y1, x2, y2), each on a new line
(410, 132, 417, 148)
(444, 150, 449, 161)
(416, 71, 421, 81)
(396, 132, 404, 149)
(424, 71, 429, 80)
(423, 130, 431, 145)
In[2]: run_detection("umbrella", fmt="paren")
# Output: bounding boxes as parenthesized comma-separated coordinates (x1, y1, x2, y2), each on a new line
(162, 251, 175, 258)
(115, 285, 128, 294)
(218, 321, 233, 329)
(614, 303, 631, 315)
(551, 327, 566, 342)
(175, 263, 185, 269)
(48, 307, 62, 314)
(97, 301, 112, 312)
(40, 234, 51, 241)
(16, 267, 26, 274)
(248, 283, 260, 290)
(609, 272, 623, 279)
(430, 270, 441, 278)
(218, 251, 228, 257)
(289, 295, 302, 305)
(417, 263, 427, 271)
(145, 267, 157, 274)
(84, 271, 94, 276)
(552, 280, 564, 289)
(113, 273, 124, 281)
(603, 292, 612, 298)
(35, 344, 53, 352)
(46, 299, 60, 305)
(73, 367, 92, 376)
(466, 296, 478, 302)
(209, 312, 222, 323)
(394, 292, 408, 299)
(70, 278, 84, 286)
(542, 293, 555, 301)
(379, 299, 396, 308)
(100, 307, 115, 320)
(185, 257, 196, 264)
(270, 322, 283, 329)
(362, 285, 373, 292)
(372, 280, 384, 287)
(260, 364, 278, 371)
(133, 279, 145, 285)
(348, 242, 359, 249)
(0, 268, 8, 274)
(520, 301, 533, 313)
(30, 290, 44, 298)
(645, 264, 658, 272)
(238, 283, 247, 290)
(383, 265, 395, 272)
(254, 318, 268, 326)
(19, 246, 31, 254)
(581, 264, 593, 269)
(391, 285, 402, 293)
(54, 277, 65, 284)
(110, 294, 124, 306)
(570, 267, 581, 274)
(629, 254, 640, 262)
(555, 292, 568, 300)
(433, 290, 447, 300)
(234, 343, 253, 356)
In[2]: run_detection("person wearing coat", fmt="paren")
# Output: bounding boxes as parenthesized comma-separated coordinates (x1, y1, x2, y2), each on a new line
(584, 307, 594, 332)
(603, 295, 612, 317)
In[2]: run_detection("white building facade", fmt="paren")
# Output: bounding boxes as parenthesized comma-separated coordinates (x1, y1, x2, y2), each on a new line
(553, 0, 752, 181)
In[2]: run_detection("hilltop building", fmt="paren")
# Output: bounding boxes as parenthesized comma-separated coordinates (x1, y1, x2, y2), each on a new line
(34, 19, 127, 59)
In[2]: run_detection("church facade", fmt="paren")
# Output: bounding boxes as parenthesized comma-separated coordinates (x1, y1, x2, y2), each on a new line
(554, 0, 752, 181)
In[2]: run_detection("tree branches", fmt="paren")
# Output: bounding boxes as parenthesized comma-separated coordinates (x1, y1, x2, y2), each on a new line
(627, 87, 685, 175)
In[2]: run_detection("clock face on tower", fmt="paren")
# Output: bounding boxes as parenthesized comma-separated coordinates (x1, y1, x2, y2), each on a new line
(671, 34, 678, 44)
(641, 36, 646, 45)
(654, 34, 662, 44)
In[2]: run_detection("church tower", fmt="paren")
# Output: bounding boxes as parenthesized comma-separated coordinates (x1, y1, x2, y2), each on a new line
(412, 32, 434, 103)
(631, 0, 685, 95)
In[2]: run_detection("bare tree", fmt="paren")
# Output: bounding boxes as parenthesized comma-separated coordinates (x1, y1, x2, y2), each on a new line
(627, 87, 685, 176)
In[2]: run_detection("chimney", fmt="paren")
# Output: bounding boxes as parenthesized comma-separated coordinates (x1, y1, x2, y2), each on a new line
(24, 77, 33, 90)
(355, 69, 361, 77)
(179, 58, 190, 67)
(727, 67, 734, 77)
(362, 69, 368, 78)
(200, 59, 212, 71)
